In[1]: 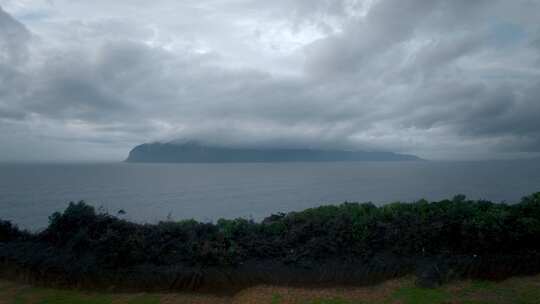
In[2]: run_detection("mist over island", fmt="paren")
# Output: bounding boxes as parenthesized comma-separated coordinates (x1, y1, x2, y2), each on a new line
(125, 141, 422, 163)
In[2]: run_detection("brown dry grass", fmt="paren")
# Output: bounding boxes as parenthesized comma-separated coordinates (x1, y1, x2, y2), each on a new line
(231, 278, 408, 304)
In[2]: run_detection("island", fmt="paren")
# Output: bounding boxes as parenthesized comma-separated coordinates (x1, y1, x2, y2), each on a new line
(125, 141, 422, 163)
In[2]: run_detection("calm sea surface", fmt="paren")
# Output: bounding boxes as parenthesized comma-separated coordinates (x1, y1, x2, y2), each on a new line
(1, 160, 540, 230)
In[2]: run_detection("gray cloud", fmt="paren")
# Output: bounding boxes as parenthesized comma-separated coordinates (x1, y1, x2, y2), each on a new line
(0, 6, 30, 125)
(0, 5, 30, 64)
(0, 1, 539, 161)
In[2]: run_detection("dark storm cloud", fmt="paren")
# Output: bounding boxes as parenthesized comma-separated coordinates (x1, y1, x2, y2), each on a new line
(299, 0, 540, 156)
(0, 1, 539, 161)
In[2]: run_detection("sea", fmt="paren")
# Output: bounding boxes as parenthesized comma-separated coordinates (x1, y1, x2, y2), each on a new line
(1, 160, 540, 230)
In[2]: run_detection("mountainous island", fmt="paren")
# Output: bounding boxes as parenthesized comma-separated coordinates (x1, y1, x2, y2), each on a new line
(125, 141, 422, 163)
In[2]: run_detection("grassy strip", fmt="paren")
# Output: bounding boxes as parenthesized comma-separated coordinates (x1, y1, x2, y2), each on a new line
(1, 274, 539, 304)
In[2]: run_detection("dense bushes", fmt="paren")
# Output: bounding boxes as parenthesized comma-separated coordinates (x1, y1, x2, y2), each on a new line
(1, 193, 540, 291)
(0, 220, 27, 242)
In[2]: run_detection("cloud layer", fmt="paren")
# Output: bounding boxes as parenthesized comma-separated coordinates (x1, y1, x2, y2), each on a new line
(1, 0, 540, 161)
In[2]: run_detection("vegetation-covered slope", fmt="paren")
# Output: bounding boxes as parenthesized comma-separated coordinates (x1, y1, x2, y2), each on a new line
(125, 142, 422, 163)
(1, 193, 540, 292)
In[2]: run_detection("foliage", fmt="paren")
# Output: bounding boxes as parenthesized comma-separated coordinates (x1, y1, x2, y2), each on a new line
(1, 193, 540, 290)
(0, 220, 26, 242)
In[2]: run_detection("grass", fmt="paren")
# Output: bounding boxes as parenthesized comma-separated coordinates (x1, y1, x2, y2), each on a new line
(308, 299, 355, 304)
(1, 274, 540, 304)
(388, 287, 450, 304)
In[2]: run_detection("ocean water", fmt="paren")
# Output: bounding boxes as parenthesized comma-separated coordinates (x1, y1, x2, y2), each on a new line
(1, 160, 539, 230)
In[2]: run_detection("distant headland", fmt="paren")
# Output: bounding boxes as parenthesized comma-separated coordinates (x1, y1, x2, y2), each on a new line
(125, 141, 422, 163)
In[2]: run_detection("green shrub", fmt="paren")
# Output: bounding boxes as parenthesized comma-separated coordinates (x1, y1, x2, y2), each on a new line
(0, 220, 24, 242)
(2, 192, 540, 289)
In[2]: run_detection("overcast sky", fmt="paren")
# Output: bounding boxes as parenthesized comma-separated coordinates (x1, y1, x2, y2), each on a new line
(1, 0, 540, 161)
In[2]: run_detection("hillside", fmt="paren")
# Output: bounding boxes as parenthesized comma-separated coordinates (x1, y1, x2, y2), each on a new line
(2, 193, 540, 293)
(125, 142, 422, 163)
